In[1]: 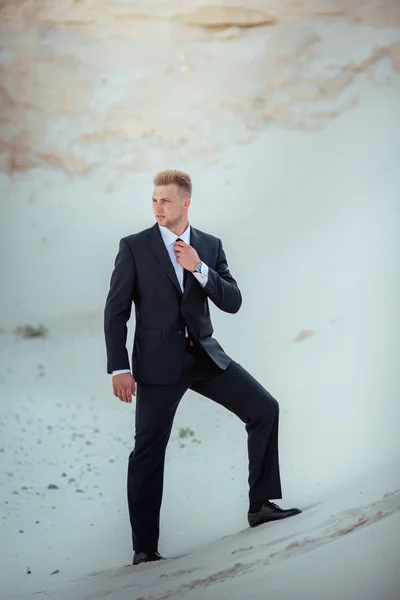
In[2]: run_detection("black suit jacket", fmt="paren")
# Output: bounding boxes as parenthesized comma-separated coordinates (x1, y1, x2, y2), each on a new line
(104, 223, 242, 384)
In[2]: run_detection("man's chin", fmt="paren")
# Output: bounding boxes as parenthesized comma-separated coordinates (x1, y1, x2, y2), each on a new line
(157, 217, 171, 227)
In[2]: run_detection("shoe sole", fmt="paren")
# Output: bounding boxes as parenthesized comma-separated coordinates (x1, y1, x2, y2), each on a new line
(132, 556, 166, 566)
(248, 508, 302, 528)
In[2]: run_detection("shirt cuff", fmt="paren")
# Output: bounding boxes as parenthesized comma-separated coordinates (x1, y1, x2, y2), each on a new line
(192, 262, 208, 287)
(112, 369, 131, 376)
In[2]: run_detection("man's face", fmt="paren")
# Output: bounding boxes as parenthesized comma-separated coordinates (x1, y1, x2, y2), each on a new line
(152, 184, 190, 230)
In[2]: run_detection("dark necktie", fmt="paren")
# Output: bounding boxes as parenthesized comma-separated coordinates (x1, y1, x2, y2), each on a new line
(176, 238, 187, 290)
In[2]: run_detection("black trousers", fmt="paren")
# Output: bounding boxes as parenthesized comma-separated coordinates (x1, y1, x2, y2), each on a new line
(127, 340, 282, 553)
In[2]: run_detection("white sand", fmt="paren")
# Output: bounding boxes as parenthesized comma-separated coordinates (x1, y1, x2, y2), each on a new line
(1, 1, 399, 598)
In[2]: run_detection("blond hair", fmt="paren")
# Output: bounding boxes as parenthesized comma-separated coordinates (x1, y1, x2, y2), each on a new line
(153, 169, 192, 197)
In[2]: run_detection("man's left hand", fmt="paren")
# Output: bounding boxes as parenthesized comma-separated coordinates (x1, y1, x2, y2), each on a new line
(174, 240, 200, 272)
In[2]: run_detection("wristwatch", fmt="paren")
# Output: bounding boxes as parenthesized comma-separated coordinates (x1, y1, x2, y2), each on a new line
(193, 261, 203, 273)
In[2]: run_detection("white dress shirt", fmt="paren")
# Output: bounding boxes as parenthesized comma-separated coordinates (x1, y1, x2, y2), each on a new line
(112, 223, 208, 377)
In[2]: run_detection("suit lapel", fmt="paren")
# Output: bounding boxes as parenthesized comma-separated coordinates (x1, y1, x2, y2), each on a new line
(183, 226, 204, 300)
(146, 223, 181, 294)
(145, 223, 205, 298)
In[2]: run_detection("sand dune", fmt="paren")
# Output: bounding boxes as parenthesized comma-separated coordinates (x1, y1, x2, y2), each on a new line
(1, 1, 399, 598)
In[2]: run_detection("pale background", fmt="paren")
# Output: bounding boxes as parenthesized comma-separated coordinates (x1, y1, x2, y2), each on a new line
(0, 1, 399, 598)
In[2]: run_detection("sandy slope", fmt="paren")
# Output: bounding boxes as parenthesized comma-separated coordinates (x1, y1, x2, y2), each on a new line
(1, 1, 400, 599)
(5, 463, 400, 599)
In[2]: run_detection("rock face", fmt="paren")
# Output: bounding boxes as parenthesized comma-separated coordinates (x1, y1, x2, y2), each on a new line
(0, 0, 399, 177)
(171, 6, 278, 28)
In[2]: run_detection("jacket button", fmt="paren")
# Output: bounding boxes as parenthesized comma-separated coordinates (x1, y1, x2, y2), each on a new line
(177, 329, 182, 335)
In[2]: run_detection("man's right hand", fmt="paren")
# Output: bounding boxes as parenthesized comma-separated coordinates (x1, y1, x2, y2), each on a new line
(112, 372, 136, 403)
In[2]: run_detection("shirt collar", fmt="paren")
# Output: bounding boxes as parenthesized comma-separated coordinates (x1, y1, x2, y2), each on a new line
(158, 223, 191, 247)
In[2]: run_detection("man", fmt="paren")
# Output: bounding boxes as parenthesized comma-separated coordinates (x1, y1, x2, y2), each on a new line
(104, 169, 301, 566)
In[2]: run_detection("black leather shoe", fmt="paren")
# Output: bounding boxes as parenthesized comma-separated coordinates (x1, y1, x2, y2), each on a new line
(132, 551, 165, 566)
(248, 501, 302, 527)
